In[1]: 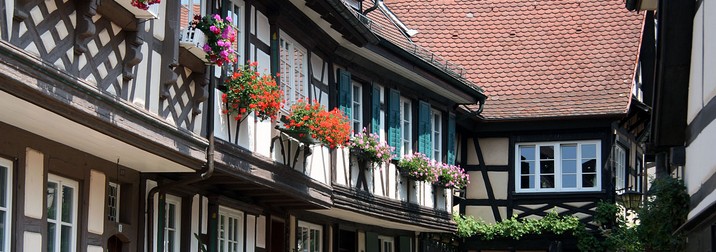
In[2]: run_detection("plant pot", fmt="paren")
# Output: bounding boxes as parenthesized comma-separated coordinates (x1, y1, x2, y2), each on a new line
(276, 127, 318, 145)
(350, 148, 380, 165)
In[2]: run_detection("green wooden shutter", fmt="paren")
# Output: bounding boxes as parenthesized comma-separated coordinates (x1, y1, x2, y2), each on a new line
(338, 69, 352, 119)
(371, 83, 381, 134)
(447, 113, 456, 165)
(399, 236, 411, 252)
(366, 232, 379, 252)
(388, 89, 401, 157)
(418, 101, 431, 158)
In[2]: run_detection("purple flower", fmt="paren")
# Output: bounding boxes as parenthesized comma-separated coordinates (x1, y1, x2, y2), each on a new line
(226, 16, 233, 23)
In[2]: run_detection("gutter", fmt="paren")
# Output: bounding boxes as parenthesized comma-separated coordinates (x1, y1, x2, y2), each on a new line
(146, 65, 216, 252)
(323, 0, 380, 45)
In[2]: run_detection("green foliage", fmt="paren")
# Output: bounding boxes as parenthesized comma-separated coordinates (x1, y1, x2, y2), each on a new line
(638, 176, 689, 251)
(453, 210, 581, 240)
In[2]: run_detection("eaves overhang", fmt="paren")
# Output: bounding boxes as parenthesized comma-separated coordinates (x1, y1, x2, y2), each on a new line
(304, 0, 380, 47)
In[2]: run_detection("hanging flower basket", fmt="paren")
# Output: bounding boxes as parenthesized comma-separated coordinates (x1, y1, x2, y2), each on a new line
(194, 14, 237, 66)
(275, 127, 318, 145)
(397, 152, 435, 182)
(433, 163, 469, 190)
(281, 99, 351, 149)
(221, 61, 283, 122)
(348, 128, 395, 166)
(131, 0, 159, 10)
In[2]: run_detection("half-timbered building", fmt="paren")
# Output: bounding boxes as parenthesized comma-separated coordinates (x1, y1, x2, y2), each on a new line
(387, 0, 645, 250)
(0, 0, 485, 251)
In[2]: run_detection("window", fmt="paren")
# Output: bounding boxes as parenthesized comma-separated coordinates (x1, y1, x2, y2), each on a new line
(431, 109, 442, 162)
(0, 158, 12, 252)
(378, 236, 394, 252)
(296, 221, 321, 252)
(158, 195, 181, 252)
(279, 33, 308, 108)
(516, 141, 601, 192)
(180, 0, 206, 31)
(614, 145, 627, 191)
(107, 182, 119, 222)
(227, 0, 244, 66)
(351, 82, 362, 132)
(47, 174, 78, 252)
(218, 207, 244, 252)
(400, 97, 412, 157)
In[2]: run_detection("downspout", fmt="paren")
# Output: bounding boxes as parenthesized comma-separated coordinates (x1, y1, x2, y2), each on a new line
(362, 0, 378, 15)
(455, 97, 485, 120)
(146, 65, 216, 252)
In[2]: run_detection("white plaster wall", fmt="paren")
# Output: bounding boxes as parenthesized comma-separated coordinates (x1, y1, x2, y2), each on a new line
(465, 138, 479, 165)
(88, 170, 106, 235)
(24, 148, 44, 219)
(257, 215, 266, 248)
(334, 148, 349, 186)
(133, 43, 150, 110)
(703, 0, 716, 105)
(478, 138, 510, 166)
(466, 205, 494, 223)
(3, 0, 13, 40)
(690, 5, 706, 124)
(488, 172, 509, 200)
(289, 216, 296, 252)
(246, 215, 256, 252)
(358, 231, 365, 252)
(466, 171, 488, 199)
(685, 120, 716, 196)
(191, 194, 200, 252)
(152, 0, 166, 41)
(24, 231, 42, 251)
(305, 146, 330, 184)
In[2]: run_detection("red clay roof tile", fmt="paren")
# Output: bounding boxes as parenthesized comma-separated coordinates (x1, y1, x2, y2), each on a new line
(383, 0, 643, 120)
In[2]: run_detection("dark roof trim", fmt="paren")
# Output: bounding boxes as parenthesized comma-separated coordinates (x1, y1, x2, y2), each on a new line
(317, 0, 380, 46)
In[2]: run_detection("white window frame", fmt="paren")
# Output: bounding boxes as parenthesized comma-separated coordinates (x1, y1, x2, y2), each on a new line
(614, 145, 627, 191)
(431, 109, 442, 162)
(515, 140, 602, 193)
(378, 235, 394, 252)
(400, 97, 412, 157)
(218, 206, 244, 252)
(227, 0, 245, 66)
(351, 81, 363, 133)
(279, 31, 308, 109)
(0, 158, 12, 252)
(296, 221, 322, 252)
(46, 174, 79, 252)
(377, 85, 386, 141)
(154, 194, 181, 252)
(107, 182, 120, 223)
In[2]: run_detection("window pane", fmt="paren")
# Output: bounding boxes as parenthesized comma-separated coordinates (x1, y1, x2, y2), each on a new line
(168, 230, 175, 252)
(519, 146, 535, 161)
(521, 161, 535, 174)
(563, 174, 577, 188)
(562, 160, 577, 173)
(168, 204, 176, 229)
(582, 159, 597, 173)
(47, 223, 56, 252)
(61, 185, 73, 223)
(583, 174, 596, 187)
(561, 145, 577, 159)
(540, 160, 554, 174)
(582, 144, 597, 159)
(539, 146, 554, 159)
(47, 182, 57, 220)
(521, 175, 534, 189)
(540, 175, 554, 188)
(60, 225, 71, 252)
(0, 211, 4, 251)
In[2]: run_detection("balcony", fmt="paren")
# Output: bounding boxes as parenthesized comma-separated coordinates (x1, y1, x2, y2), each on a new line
(179, 27, 208, 63)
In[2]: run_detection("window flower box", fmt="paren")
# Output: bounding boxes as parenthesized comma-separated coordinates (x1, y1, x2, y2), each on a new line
(282, 100, 350, 149)
(115, 0, 159, 19)
(348, 128, 394, 166)
(397, 152, 435, 182)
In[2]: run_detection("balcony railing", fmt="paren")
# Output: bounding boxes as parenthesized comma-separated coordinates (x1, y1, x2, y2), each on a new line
(179, 26, 208, 62)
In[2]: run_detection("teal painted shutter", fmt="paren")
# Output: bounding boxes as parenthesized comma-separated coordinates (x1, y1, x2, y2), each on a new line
(371, 83, 381, 134)
(418, 101, 431, 158)
(388, 89, 401, 157)
(399, 236, 411, 252)
(447, 113, 456, 164)
(366, 232, 379, 252)
(338, 69, 352, 119)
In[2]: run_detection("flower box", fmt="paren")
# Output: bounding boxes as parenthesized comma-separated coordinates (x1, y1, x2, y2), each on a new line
(348, 128, 394, 166)
(115, 0, 159, 19)
(275, 127, 318, 145)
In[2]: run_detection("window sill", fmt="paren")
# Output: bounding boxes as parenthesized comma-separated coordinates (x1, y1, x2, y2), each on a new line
(511, 190, 607, 200)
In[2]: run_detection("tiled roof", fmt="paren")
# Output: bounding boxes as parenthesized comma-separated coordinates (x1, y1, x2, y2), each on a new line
(385, 0, 644, 120)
